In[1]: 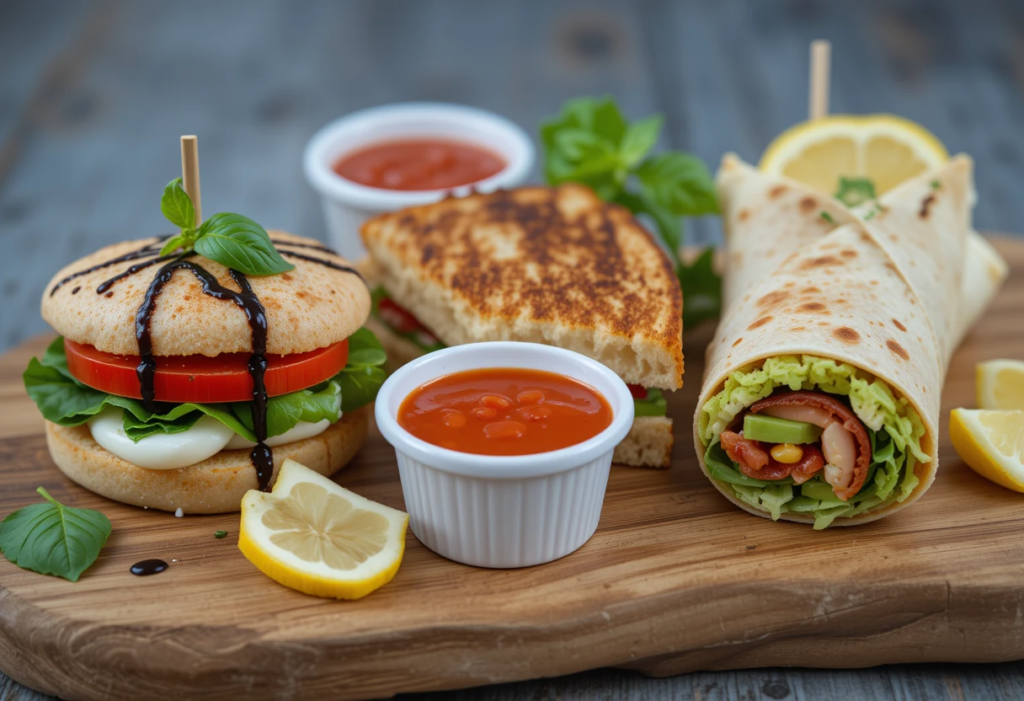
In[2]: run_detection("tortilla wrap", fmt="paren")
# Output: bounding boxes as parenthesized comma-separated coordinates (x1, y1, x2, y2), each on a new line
(696, 155, 1005, 526)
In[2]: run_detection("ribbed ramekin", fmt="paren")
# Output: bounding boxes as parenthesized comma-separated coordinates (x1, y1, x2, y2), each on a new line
(374, 342, 634, 568)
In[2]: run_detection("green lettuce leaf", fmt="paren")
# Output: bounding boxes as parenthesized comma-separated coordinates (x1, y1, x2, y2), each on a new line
(698, 354, 929, 529)
(370, 286, 447, 353)
(23, 331, 388, 443)
(634, 387, 668, 417)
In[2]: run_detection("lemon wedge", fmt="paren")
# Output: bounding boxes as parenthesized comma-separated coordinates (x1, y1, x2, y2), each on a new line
(950, 409, 1024, 493)
(760, 114, 948, 195)
(239, 459, 408, 599)
(976, 360, 1024, 411)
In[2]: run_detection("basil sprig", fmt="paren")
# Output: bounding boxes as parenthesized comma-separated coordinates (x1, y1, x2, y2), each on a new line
(541, 97, 721, 329)
(0, 487, 111, 582)
(159, 178, 293, 276)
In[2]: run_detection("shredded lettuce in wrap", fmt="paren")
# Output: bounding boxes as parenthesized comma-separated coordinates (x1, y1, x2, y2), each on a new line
(699, 355, 928, 529)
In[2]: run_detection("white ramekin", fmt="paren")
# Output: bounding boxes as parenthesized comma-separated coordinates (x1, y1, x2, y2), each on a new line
(375, 342, 634, 569)
(303, 103, 535, 261)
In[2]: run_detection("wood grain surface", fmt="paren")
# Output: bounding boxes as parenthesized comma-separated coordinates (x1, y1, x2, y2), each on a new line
(0, 240, 1020, 701)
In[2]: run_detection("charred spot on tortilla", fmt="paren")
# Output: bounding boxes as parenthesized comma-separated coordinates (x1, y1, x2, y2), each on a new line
(919, 193, 936, 219)
(832, 326, 861, 344)
(887, 339, 910, 360)
(768, 185, 787, 199)
(798, 196, 817, 213)
(797, 301, 828, 313)
(790, 326, 807, 332)
(757, 290, 789, 308)
(799, 255, 842, 270)
(800, 286, 822, 295)
(747, 316, 773, 330)
(738, 208, 751, 221)
(893, 319, 907, 332)
(732, 337, 743, 347)
(840, 249, 858, 258)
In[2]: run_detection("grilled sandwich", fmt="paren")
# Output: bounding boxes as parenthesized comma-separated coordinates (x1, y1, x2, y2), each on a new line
(360, 184, 684, 468)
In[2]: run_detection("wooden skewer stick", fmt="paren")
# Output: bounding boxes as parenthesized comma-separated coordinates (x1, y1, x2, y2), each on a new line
(180, 135, 202, 226)
(809, 40, 831, 120)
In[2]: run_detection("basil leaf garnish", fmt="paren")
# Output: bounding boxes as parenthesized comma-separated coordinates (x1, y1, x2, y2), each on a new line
(194, 213, 294, 276)
(0, 487, 111, 582)
(160, 178, 196, 230)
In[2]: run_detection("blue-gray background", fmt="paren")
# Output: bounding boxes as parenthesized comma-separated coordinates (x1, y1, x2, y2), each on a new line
(2, 1, 1023, 699)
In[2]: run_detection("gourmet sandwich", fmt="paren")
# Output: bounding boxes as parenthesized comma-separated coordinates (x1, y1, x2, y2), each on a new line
(23, 180, 385, 514)
(360, 184, 685, 468)
(694, 154, 1007, 528)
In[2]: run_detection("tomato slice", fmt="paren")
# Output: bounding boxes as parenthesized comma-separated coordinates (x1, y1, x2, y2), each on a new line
(64, 339, 349, 404)
(627, 384, 648, 400)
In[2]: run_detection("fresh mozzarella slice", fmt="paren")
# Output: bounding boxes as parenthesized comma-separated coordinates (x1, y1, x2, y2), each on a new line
(224, 419, 333, 451)
(88, 408, 233, 470)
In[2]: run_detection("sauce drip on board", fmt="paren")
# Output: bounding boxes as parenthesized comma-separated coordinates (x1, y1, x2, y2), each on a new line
(130, 559, 168, 576)
(62, 236, 366, 492)
(398, 368, 613, 456)
(333, 138, 505, 191)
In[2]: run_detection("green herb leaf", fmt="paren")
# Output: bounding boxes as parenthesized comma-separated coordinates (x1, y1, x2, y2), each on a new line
(680, 248, 723, 330)
(835, 177, 876, 207)
(214, 531, 227, 539)
(159, 234, 189, 256)
(820, 210, 835, 224)
(338, 365, 388, 413)
(161, 178, 196, 230)
(0, 487, 111, 582)
(636, 152, 719, 217)
(193, 213, 294, 276)
(619, 115, 662, 168)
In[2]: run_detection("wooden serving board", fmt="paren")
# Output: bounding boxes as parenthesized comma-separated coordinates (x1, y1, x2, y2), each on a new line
(1, 239, 1023, 701)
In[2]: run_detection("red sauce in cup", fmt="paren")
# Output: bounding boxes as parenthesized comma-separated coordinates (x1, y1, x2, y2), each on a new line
(397, 368, 612, 456)
(333, 138, 505, 191)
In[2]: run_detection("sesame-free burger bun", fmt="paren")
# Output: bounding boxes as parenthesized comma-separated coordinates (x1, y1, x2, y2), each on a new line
(45, 407, 369, 514)
(42, 231, 370, 357)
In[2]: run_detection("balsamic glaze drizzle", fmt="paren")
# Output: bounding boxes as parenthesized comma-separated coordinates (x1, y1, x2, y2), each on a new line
(277, 249, 364, 279)
(49, 236, 170, 296)
(67, 236, 363, 492)
(134, 257, 274, 490)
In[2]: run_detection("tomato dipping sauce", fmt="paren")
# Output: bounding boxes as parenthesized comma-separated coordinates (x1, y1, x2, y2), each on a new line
(397, 368, 613, 456)
(333, 138, 505, 191)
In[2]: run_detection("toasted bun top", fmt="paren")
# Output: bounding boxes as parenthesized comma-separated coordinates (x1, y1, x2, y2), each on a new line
(42, 231, 370, 356)
(361, 184, 684, 389)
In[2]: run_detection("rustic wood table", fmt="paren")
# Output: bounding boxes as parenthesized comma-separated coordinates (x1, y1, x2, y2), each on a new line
(2, 1, 1024, 699)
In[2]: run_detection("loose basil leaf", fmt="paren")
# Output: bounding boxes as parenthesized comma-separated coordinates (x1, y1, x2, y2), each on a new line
(337, 365, 387, 413)
(194, 213, 294, 276)
(122, 407, 206, 441)
(636, 152, 719, 217)
(160, 178, 196, 230)
(0, 487, 111, 582)
(619, 115, 662, 168)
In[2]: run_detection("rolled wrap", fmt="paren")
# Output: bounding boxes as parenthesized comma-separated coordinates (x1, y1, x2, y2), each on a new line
(696, 155, 1005, 526)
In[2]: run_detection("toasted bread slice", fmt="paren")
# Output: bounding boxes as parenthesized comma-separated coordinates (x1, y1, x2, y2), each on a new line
(360, 185, 684, 390)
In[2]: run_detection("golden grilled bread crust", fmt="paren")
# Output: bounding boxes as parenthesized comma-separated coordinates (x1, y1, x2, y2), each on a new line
(42, 231, 370, 357)
(361, 185, 684, 390)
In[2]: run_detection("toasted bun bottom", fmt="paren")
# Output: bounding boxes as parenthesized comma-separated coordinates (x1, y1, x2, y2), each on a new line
(45, 407, 369, 514)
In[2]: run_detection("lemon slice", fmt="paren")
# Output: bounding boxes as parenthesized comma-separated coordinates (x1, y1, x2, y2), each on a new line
(950, 409, 1024, 492)
(239, 459, 408, 599)
(760, 115, 948, 195)
(976, 360, 1024, 411)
